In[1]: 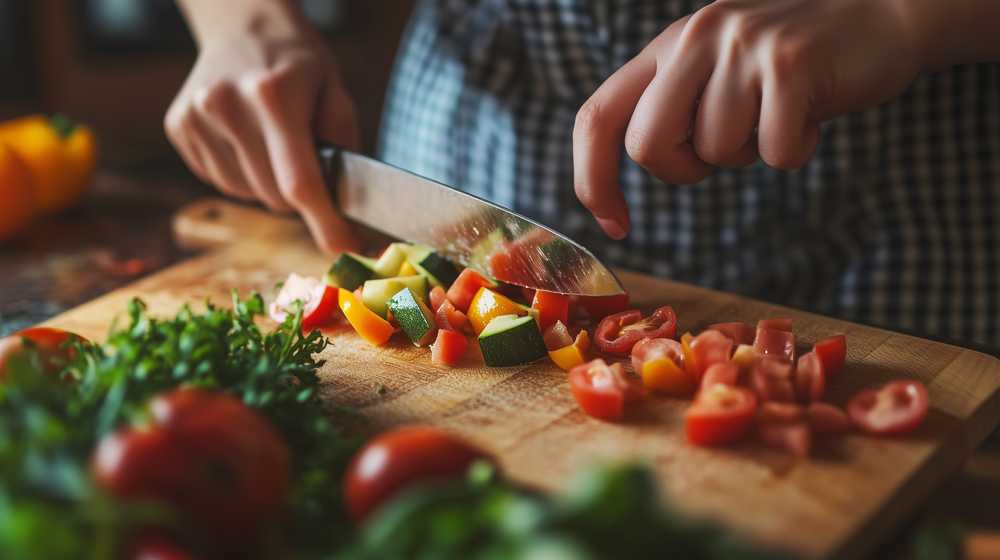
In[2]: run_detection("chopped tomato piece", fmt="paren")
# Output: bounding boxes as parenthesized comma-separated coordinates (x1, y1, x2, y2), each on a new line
(758, 422, 811, 457)
(542, 321, 574, 351)
(631, 338, 693, 396)
(701, 361, 740, 390)
(708, 322, 755, 345)
(594, 306, 676, 356)
(813, 335, 847, 378)
(848, 380, 929, 436)
(467, 287, 529, 334)
(575, 293, 630, 320)
(794, 351, 826, 403)
(434, 299, 470, 333)
(429, 285, 448, 312)
(807, 402, 852, 434)
(270, 273, 340, 330)
(430, 329, 469, 366)
(750, 356, 796, 402)
(531, 291, 570, 331)
(757, 401, 805, 424)
(690, 330, 733, 380)
(548, 330, 590, 371)
(447, 269, 495, 312)
(338, 288, 395, 346)
(757, 318, 793, 332)
(753, 327, 796, 363)
(569, 359, 645, 422)
(685, 384, 757, 446)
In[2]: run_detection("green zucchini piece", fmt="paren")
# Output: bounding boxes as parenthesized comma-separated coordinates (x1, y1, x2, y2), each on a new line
(326, 253, 376, 291)
(362, 275, 428, 318)
(373, 243, 412, 278)
(406, 245, 459, 288)
(478, 314, 547, 367)
(387, 287, 437, 346)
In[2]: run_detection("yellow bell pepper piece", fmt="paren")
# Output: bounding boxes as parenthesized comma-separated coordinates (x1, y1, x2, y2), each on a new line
(640, 356, 695, 397)
(0, 114, 97, 214)
(548, 330, 590, 371)
(681, 332, 700, 380)
(398, 260, 418, 276)
(0, 145, 35, 241)
(467, 287, 529, 334)
(731, 344, 756, 375)
(338, 288, 394, 346)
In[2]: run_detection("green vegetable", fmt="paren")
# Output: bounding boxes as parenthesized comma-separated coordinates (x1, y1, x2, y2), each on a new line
(373, 243, 412, 278)
(387, 287, 437, 346)
(361, 275, 428, 318)
(327, 253, 377, 290)
(478, 314, 547, 367)
(406, 245, 459, 287)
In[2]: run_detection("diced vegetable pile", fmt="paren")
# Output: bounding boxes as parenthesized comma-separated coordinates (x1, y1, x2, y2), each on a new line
(282, 242, 931, 458)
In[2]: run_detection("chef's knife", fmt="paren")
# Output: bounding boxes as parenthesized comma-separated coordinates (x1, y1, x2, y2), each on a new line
(317, 144, 624, 296)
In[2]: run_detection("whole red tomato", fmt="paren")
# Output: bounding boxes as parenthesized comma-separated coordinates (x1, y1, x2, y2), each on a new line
(0, 327, 86, 380)
(92, 388, 290, 551)
(344, 425, 490, 523)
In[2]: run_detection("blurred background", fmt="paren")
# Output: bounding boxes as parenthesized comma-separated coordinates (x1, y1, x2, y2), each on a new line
(0, 0, 413, 334)
(0, 0, 413, 160)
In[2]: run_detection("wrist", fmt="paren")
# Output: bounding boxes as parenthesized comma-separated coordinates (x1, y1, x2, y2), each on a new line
(891, 0, 1000, 71)
(177, 0, 317, 51)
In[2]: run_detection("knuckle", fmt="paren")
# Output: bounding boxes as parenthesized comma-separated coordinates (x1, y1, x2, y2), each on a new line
(279, 179, 314, 208)
(759, 142, 803, 170)
(624, 125, 657, 167)
(767, 37, 810, 77)
(682, 3, 727, 42)
(573, 99, 607, 139)
(193, 81, 237, 119)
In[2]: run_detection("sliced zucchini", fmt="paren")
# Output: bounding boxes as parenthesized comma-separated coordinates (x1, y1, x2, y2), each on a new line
(387, 287, 437, 346)
(406, 245, 459, 288)
(326, 253, 376, 291)
(478, 314, 547, 367)
(361, 275, 428, 318)
(373, 243, 412, 278)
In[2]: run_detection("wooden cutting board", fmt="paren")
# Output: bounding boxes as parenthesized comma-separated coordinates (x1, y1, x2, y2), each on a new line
(42, 198, 1000, 559)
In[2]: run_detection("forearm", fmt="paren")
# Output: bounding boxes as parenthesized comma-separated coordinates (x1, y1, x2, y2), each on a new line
(175, 0, 314, 49)
(899, 0, 1000, 70)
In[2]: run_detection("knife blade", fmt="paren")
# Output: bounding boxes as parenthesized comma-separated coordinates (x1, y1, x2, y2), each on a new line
(318, 144, 624, 296)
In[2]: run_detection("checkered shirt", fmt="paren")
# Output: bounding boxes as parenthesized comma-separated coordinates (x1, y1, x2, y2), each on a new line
(378, 0, 1000, 346)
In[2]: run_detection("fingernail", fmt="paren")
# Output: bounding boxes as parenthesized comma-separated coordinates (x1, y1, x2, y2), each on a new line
(598, 218, 627, 240)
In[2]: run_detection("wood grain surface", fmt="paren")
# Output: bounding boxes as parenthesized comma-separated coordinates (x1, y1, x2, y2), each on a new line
(41, 198, 1000, 559)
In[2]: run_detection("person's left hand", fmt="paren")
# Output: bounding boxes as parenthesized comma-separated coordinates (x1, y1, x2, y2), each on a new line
(573, 0, 930, 239)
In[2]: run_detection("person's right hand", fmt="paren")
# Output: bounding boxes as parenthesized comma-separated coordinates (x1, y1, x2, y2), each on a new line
(165, 23, 361, 253)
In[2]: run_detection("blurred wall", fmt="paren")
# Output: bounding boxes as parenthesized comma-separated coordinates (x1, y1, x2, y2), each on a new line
(2, 0, 414, 162)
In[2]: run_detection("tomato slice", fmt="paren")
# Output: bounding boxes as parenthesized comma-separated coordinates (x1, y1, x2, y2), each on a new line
(807, 402, 852, 434)
(344, 426, 489, 522)
(701, 361, 740, 390)
(685, 384, 757, 446)
(794, 351, 826, 403)
(569, 359, 645, 421)
(707, 322, 755, 346)
(750, 356, 796, 403)
(753, 327, 796, 363)
(531, 291, 570, 331)
(575, 293, 631, 321)
(431, 329, 469, 366)
(447, 269, 495, 312)
(757, 318, 793, 332)
(270, 273, 339, 330)
(690, 330, 734, 380)
(631, 338, 694, 396)
(594, 306, 677, 356)
(847, 380, 929, 436)
(813, 335, 847, 378)
(757, 422, 811, 457)
(429, 285, 448, 312)
(543, 321, 574, 351)
(434, 299, 471, 334)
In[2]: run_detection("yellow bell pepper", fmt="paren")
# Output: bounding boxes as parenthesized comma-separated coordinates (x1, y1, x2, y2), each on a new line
(0, 114, 97, 214)
(398, 260, 418, 276)
(681, 332, 700, 380)
(548, 330, 590, 371)
(640, 356, 695, 397)
(731, 343, 756, 375)
(467, 287, 530, 334)
(0, 145, 35, 241)
(338, 288, 394, 346)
